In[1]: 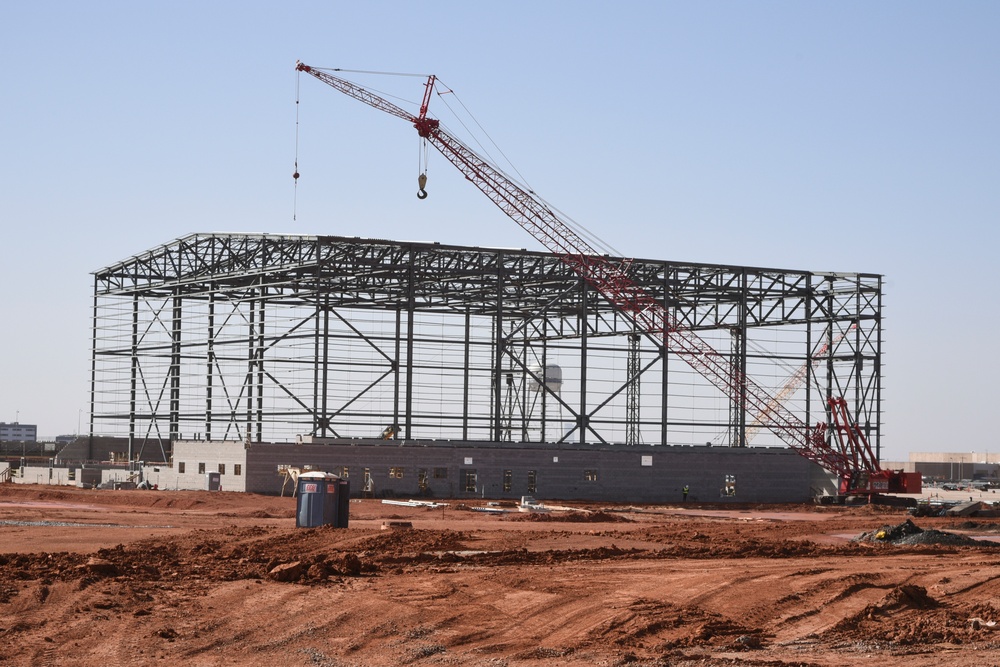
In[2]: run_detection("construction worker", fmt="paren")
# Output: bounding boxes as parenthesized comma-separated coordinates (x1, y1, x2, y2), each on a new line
(682, 485, 689, 502)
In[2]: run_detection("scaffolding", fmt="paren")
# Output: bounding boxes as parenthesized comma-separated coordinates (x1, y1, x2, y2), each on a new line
(89, 233, 884, 462)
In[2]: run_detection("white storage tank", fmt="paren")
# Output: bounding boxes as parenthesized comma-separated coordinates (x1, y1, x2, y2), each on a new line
(528, 364, 563, 393)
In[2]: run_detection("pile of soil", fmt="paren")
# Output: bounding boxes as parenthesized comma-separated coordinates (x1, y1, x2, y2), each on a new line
(855, 519, 994, 546)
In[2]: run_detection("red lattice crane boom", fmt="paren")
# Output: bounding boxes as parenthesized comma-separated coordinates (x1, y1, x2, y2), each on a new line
(295, 63, 918, 497)
(743, 324, 857, 445)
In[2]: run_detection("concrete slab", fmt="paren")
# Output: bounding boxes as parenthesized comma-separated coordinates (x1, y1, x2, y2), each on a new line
(947, 501, 983, 517)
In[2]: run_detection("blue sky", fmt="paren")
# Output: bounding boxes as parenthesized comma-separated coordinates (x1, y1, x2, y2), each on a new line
(1, 1, 997, 462)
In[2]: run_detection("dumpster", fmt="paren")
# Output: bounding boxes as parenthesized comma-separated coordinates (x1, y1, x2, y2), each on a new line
(296, 472, 350, 528)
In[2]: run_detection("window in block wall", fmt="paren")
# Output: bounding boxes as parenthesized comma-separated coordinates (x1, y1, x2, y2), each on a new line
(464, 470, 477, 493)
(723, 474, 737, 497)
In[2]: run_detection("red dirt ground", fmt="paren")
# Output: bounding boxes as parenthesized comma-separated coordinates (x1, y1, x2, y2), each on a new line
(3, 484, 1000, 666)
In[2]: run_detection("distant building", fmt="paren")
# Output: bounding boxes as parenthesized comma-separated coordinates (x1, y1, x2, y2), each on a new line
(0, 422, 37, 442)
(904, 452, 1000, 483)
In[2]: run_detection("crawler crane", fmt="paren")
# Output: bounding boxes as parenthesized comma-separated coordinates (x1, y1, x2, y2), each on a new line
(294, 62, 919, 500)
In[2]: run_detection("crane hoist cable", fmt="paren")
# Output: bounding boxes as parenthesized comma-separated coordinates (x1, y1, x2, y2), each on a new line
(293, 71, 301, 220)
(417, 138, 429, 199)
(297, 65, 437, 203)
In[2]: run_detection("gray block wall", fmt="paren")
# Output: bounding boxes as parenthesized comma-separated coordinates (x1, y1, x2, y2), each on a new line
(237, 439, 824, 503)
(8, 438, 833, 503)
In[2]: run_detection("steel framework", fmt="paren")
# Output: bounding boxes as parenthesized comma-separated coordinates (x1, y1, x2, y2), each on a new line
(89, 233, 883, 462)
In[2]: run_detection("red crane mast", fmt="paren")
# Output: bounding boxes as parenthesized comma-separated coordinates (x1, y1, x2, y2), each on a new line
(295, 63, 918, 497)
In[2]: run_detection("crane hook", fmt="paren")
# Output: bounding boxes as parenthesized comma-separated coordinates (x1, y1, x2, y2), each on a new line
(417, 172, 428, 199)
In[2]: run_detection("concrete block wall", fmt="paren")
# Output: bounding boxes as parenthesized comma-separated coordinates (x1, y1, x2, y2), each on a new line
(237, 439, 822, 503)
(245, 440, 454, 497)
(14, 465, 77, 486)
(7, 439, 832, 503)
(163, 441, 249, 491)
(9, 442, 248, 491)
(12, 465, 138, 488)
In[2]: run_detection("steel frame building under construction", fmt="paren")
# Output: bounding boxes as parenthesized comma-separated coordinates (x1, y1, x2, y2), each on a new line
(88, 232, 883, 479)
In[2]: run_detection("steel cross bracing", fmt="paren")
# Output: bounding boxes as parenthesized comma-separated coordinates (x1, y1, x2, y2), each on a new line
(295, 66, 883, 476)
(91, 234, 882, 462)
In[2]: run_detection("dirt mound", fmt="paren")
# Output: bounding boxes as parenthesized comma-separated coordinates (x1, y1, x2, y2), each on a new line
(884, 584, 937, 609)
(0, 524, 384, 598)
(0, 484, 295, 514)
(352, 528, 471, 556)
(956, 520, 1000, 532)
(854, 518, 923, 543)
(855, 519, 994, 546)
(895, 529, 986, 546)
(824, 585, 1000, 646)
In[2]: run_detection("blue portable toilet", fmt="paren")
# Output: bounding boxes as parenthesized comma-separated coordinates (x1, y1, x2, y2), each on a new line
(336, 477, 350, 529)
(296, 472, 350, 528)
